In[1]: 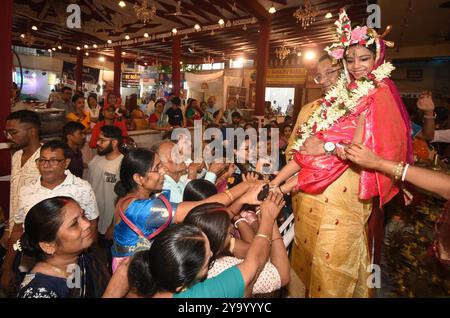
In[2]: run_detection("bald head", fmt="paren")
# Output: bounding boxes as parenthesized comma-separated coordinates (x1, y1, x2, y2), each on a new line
(157, 140, 186, 174)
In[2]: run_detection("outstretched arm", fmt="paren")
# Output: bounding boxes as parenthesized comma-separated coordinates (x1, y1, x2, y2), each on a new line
(346, 143, 450, 200)
(270, 160, 301, 187)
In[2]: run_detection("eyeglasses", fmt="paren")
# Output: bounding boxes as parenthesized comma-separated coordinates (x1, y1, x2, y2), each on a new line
(314, 68, 343, 84)
(3, 128, 31, 138)
(35, 158, 66, 166)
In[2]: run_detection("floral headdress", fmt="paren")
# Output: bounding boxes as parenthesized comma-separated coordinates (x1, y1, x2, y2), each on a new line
(324, 8, 394, 61)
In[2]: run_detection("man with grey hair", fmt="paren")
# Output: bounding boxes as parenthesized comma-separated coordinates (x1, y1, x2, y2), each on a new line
(157, 140, 224, 203)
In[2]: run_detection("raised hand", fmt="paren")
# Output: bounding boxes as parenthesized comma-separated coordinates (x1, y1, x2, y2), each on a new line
(417, 91, 435, 115)
(260, 192, 285, 220)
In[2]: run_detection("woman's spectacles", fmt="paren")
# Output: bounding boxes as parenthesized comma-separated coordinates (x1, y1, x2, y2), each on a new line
(314, 68, 343, 84)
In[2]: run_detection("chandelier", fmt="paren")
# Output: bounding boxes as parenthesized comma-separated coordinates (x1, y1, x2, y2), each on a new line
(21, 32, 36, 47)
(275, 44, 290, 60)
(203, 53, 214, 64)
(134, 0, 157, 24)
(293, 0, 319, 29)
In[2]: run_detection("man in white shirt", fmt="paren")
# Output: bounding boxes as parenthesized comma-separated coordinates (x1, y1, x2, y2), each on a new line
(1, 140, 98, 294)
(286, 99, 294, 117)
(87, 126, 124, 240)
(206, 96, 219, 115)
(2, 111, 42, 239)
(1, 111, 41, 294)
(157, 140, 224, 203)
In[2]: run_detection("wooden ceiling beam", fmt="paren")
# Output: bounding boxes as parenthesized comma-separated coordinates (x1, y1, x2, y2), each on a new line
(239, 0, 271, 21)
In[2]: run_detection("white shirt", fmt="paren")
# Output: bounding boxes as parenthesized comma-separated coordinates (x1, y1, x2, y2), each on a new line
(87, 154, 123, 234)
(431, 130, 450, 143)
(15, 170, 99, 225)
(286, 102, 294, 116)
(9, 148, 41, 231)
(163, 172, 217, 203)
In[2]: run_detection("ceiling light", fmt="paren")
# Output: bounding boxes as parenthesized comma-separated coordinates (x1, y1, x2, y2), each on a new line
(85, 52, 89, 56)
(52, 47, 56, 51)
(172, 28, 177, 34)
(99, 56, 105, 62)
(218, 19, 224, 26)
(268, 4, 276, 14)
(84, 44, 89, 49)
(125, 35, 130, 40)
(180, 61, 183, 65)
(47, 48, 52, 52)
(93, 44, 98, 48)
(57, 45, 62, 50)
(194, 24, 201, 31)
(144, 33, 149, 38)
(325, 12, 333, 19)
(32, 25, 38, 31)
(297, 52, 302, 57)
(107, 40, 112, 44)
(118, 1, 126, 8)
(144, 62, 148, 65)
(304, 51, 316, 60)
(20, 34, 25, 38)
(122, 51, 126, 56)
(76, 46, 81, 50)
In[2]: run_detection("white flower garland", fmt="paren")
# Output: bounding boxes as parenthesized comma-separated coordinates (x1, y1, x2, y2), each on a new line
(291, 61, 395, 152)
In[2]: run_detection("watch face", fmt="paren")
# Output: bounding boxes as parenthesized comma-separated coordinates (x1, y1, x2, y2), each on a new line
(324, 142, 335, 152)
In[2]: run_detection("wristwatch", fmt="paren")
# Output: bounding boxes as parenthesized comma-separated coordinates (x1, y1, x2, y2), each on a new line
(323, 141, 336, 155)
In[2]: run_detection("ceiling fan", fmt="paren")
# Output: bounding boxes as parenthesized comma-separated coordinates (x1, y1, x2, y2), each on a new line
(163, 1, 196, 18)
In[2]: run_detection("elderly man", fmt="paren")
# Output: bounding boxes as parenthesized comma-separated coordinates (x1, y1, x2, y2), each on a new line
(157, 140, 224, 203)
(278, 54, 346, 297)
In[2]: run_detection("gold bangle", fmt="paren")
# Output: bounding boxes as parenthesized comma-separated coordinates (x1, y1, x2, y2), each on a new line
(255, 233, 272, 245)
(224, 189, 234, 202)
(393, 161, 404, 180)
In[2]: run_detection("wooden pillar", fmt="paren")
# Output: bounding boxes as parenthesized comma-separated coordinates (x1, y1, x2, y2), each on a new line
(172, 35, 181, 97)
(292, 86, 303, 123)
(113, 46, 122, 97)
(75, 50, 83, 92)
(255, 20, 270, 116)
(0, 0, 12, 220)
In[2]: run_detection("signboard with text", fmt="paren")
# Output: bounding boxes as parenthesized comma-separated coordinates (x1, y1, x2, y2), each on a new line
(122, 72, 140, 87)
(266, 67, 307, 85)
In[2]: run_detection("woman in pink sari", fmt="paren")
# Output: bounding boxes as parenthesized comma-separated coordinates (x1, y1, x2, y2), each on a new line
(271, 9, 412, 297)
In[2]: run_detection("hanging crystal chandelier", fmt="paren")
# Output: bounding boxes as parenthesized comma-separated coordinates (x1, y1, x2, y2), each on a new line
(293, 0, 319, 29)
(275, 44, 290, 60)
(134, 0, 157, 24)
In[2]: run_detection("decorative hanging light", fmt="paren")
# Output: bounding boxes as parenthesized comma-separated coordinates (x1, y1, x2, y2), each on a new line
(293, 0, 319, 29)
(134, 0, 157, 24)
(275, 43, 291, 60)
